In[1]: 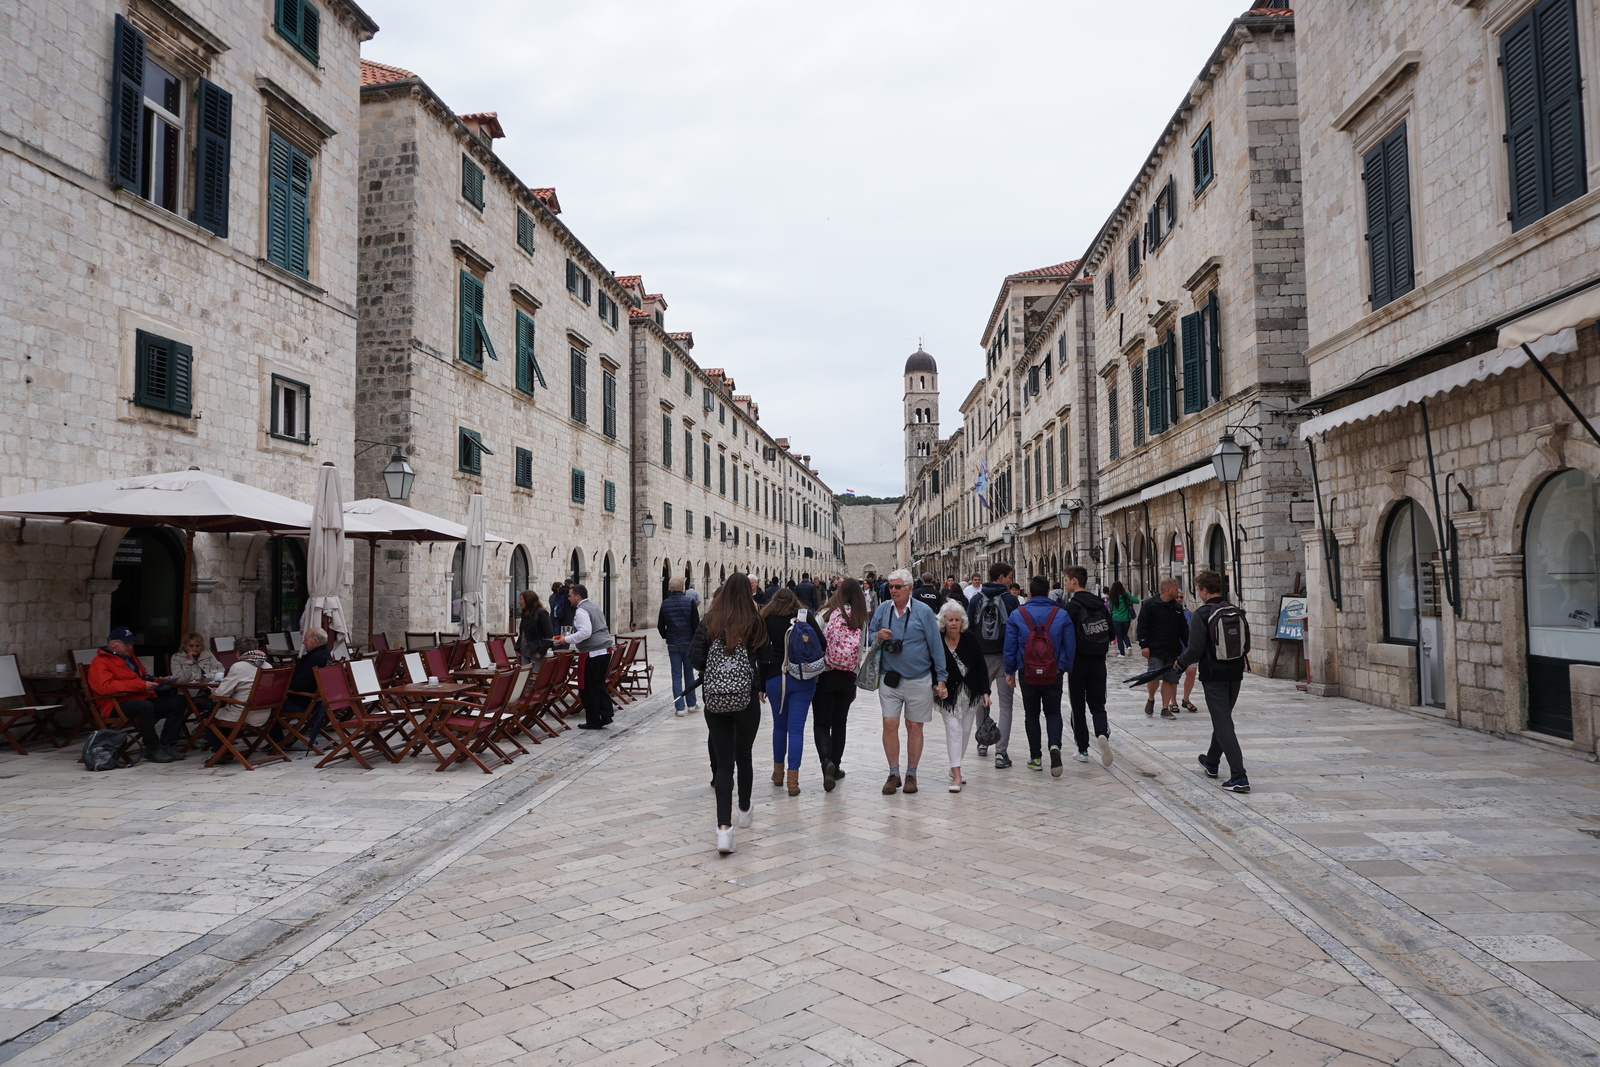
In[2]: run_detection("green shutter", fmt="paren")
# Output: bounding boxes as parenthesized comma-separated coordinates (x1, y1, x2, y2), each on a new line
(602, 371, 617, 438)
(1181, 312, 1203, 413)
(459, 271, 483, 365)
(134, 330, 191, 416)
(570, 349, 586, 422)
(1145, 349, 1162, 435)
(571, 469, 585, 503)
(515, 447, 532, 488)
(1363, 126, 1412, 308)
(662, 413, 672, 466)
(276, 0, 319, 63)
(515, 311, 543, 390)
(1207, 292, 1222, 402)
(1108, 385, 1120, 461)
(517, 209, 534, 253)
(605, 480, 616, 512)
(1165, 332, 1179, 427)
(462, 157, 484, 209)
(1131, 365, 1145, 445)
(193, 79, 232, 236)
(110, 16, 145, 189)
(1539, 0, 1586, 213)
(267, 134, 310, 277)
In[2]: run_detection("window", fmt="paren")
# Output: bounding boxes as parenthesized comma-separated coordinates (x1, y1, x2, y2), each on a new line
(515, 311, 545, 393)
(602, 370, 617, 438)
(1192, 123, 1214, 196)
(718, 403, 726, 425)
(1127, 238, 1140, 280)
(1104, 269, 1116, 310)
(461, 155, 484, 210)
(458, 427, 490, 475)
(1108, 386, 1120, 462)
(1503, 0, 1586, 230)
(703, 442, 712, 487)
(273, 0, 320, 63)
(457, 271, 496, 366)
(1059, 423, 1070, 485)
(1146, 331, 1177, 434)
(663, 503, 673, 530)
(1131, 363, 1146, 446)
(266, 132, 311, 277)
(604, 480, 616, 512)
(662, 413, 672, 467)
(516, 208, 534, 253)
(1364, 125, 1415, 309)
(685, 508, 693, 533)
(1057, 333, 1067, 368)
(514, 447, 532, 488)
(662, 348, 671, 376)
(1146, 176, 1176, 251)
(683, 369, 692, 396)
(133, 329, 192, 416)
(1383, 499, 1436, 643)
(719, 454, 727, 495)
(570, 468, 586, 504)
(704, 515, 712, 540)
(598, 291, 618, 329)
(269, 374, 309, 442)
(565, 259, 592, 304)
(569, 348, 587, 423)
(684, 428, 693, 479)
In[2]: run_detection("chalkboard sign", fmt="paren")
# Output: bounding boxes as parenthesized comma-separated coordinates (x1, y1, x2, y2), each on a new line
(1275, 595, 1307, 642)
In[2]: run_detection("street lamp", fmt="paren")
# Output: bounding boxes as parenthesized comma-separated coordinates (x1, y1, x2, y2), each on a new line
(640, 511, 657, 539)
(1212, 432, 1246, 598)
(381, 451, 415, 502)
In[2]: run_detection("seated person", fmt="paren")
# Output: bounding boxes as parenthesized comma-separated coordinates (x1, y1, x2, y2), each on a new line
(276, 627, 330, 747)
(85, 627, 188, 763)
(213, 639, 273, 726)
(168, 632, 223, 683)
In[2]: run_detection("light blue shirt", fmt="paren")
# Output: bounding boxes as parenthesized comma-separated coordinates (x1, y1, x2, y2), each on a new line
(868, 599, 946, 682)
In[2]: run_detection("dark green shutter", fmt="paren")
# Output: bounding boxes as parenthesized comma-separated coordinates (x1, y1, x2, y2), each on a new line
(570, 349, 586, 422)
(266, 134, 291, 268)
(1206, 292, 1222, 402)
(1108, 385, 1120, 461)
(1145, 347, 1162, 435)
(515, 447, 532, 488)
(276, 0, 298, 43)
(192, 79, 232, 236)
(1181, 313, 1203, 413)
(603, 371, 617, 438)
(462, 157, 484, 209)
(662, 413, 672, 466)
(459, 271, 482, 365)
(134, 331, 192, 416)
(1504, 11, 1542, 227)
(1363, 126, 1412, 308)
(1164, 176, 1177, 230)
(516, 311, 543, 390)
(300, 1, 319, 61)
(517, 209, 534, 253)
(1539, 0, 1586, 212)
(1131, 364, 1145, 445)
(286, 149, 310, 275)
(110, 16, 146, 190)
(1166, 332, 1179, 426)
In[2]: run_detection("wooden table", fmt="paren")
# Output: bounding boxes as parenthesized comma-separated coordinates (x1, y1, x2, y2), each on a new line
(383, 682, 475, 760)
(18, 672, 81, 746)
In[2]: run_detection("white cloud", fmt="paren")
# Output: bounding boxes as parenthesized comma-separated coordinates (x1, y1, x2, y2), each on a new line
(362, 0, 1255, 495)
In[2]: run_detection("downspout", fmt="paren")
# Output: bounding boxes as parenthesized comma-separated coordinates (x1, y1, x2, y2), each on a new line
(1305, 436, 1343, 609)
(1177, 486, 1194, 591)
(1418, 401, 1461, 617)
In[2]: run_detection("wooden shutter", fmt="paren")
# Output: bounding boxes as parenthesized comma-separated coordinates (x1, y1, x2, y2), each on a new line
(1165, 333, 1179, 426)
(277, 0, 299, 45)
(1192, 125, 1213, 194)
(571, 469, 585, 503)
(516, 311, 543, 391)
(286, 149, 310, 275)
(662, 413, 672, 466)
(684, 429, 693, 478)
(192, 79, 232, 236)
(1181, 312, 1203, 413)
(1539, 0, 1587, 213)
(1131, 364, 1146, 445)
(1503, 10, 1542, 227)
(459, 271, 482, 365)
(135, 331, 191, 415)
(267, 134, 311, 277)
(515, 447, 532, 488)
(517, 209, 534, 252)
(300, 1, 320, 61)
(1164, 175, 1177, 229)
(1363, 125, 1412, 307)
(565, 259, 577, 292)
(110, 16, 146, 189)
(1108, 385, 1120, 461)
(605, 481, 616, 511)
(1146, 348, 1164, 435)
(570, 349, 586, 422)
(602, 371, 617, 437)
(1206, 291, 1222, 402)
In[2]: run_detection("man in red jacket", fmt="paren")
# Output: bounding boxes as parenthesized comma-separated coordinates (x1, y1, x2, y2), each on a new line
(86, 627, 189, 762)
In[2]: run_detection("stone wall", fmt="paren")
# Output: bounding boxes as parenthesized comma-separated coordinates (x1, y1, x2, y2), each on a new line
(842, 503, 900, 578)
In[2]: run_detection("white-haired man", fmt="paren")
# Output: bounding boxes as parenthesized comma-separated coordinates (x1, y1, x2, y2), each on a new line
(867, 568, 947, 795)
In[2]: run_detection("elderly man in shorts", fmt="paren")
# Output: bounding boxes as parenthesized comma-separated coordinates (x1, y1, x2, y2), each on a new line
(868, 568, 947, 795)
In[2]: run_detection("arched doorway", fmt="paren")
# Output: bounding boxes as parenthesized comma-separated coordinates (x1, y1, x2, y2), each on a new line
(1383, 499, 1444, 709)
(110, 529, 186, 661)
(1110, 541, 1122, 588)
(569, 549, 582, 585)
(1169, 532, 1185, 586)
(602, 553, 614, 623)
(508, 546, 530, 632)
(449, 543, 464, 625)
(1208, 525, 1229, 596)
(1131, 535, 1147, 598)
(1523, 469, 1600, 739)
(703, 562, 711, 592)
(660, 561, 670, 600)
(254, 535, 306, 636)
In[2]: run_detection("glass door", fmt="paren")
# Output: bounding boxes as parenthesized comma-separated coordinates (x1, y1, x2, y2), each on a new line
(1524, 470, 1600, 739)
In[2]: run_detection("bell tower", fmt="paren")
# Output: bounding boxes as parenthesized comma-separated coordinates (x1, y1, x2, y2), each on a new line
(903, 348, 939, 493)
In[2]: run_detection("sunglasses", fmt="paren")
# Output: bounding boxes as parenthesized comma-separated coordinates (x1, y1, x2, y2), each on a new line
(887, 583, 906, 589)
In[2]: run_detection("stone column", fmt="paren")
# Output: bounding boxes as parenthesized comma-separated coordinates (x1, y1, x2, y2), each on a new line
(87, 578, 120, 644)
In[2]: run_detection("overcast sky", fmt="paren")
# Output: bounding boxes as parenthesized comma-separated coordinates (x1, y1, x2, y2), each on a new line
(362, 0, 1253, 497)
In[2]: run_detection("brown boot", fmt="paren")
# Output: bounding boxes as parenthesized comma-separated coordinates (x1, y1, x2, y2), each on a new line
(772, 762, 784, 785)
(787, 769, 800, 796)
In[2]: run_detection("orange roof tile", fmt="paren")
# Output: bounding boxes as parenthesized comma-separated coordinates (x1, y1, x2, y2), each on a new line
(460, 111, 504, 138)
(530, 188, 560, 214)
(360, 59, 415, 86)
(1008, 259, 1081, 280)
(614, 275, 643, 288)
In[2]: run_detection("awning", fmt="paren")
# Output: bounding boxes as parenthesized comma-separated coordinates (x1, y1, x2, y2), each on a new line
(1498, 287, 1600, 350)
(1299, 328, 1576, 439)
(1099, 464, 1216, 518)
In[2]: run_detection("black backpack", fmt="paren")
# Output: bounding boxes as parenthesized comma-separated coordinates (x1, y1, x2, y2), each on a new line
(1067, 596, 1114, 656)
(976, 594, 1007, 653)
(82, 729, 142, 771)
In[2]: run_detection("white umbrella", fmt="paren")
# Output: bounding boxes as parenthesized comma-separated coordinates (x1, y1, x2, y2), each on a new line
(301, 463, 349, 655)
(459, 492, 486, 641)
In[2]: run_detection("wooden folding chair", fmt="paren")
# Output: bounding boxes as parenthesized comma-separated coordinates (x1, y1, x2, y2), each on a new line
(547, 650, 583, 726)
(488, 664, 538, 757)
(265, 632, 294, 663)
(370, 649, 404, 686)
(404, 631, 438, 651)
(422, 647, 449, 681)
(315, 662, 406, 769)
(368, 633, 392, 653)
(419, 668, 520, 774)
(504, 655, 561, 747)
(77, 663, 134, 732)
(204, 666, 293, 769)
(621, 635, 653, 698)
(402, 652, 427, 684)
(605, 640, 635, 706)
(445, 641, 471, 671)
(0, 656, 66, 754)
(211, 637, 238, 671)
(488, 638, 512, 669)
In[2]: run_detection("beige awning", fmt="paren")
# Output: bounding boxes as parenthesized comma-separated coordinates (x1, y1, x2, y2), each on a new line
(1098, 464, 1216, 519)
(1498, 287, 1600, 350)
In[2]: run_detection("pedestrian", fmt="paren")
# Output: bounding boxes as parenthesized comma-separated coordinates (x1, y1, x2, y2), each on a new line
(690, 572, 767, 853)
(684, 578, 702, 610)
(517, 590, 554, 664)
(869, 568, 947, 795)
(934, 600, 990, 792)
(963, 574, 982, 602)
(758, 588, 818, 795)
(1003, 575, 1076, 775)
(1175, 588, 1200, 714)
(552, 583, 614, 729)
(966, 562, 1020, 767)
(1173, 569, 1252, 793)
(1062, 566, 1114, 767)
(87, 627, 188, 762)
(794, 572, 821, 612)
(1136, 578, 1187, 720)
(911, 574, 942, 614)
(814, 577, 867, 791)
(1107, 581, 1136, 656)
(657, 577, 701, 716)
(550, 582, 574, 630)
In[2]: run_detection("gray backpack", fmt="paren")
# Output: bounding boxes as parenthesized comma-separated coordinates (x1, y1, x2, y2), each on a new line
(702, 639, 755, 714)
(82, 729, 141, 771)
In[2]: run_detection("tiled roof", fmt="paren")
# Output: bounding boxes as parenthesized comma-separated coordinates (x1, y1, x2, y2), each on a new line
(530, 188, 561, 214)
(1248, 7, 1292, 14)
(459, 111, 504, 138)
(614, 275, 643, 288)
(1007, 259, 1081, 280)
(629, 307, 648, 318)
(360, 59, 415, 86)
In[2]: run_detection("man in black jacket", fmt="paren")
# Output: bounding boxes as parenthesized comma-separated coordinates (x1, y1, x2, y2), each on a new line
(1136, 578, 1186, 720)
(966, 562, 1020, 768)
(793, 574, 818, 609)
(1173, 569, 1249, 793)
(911, 575, 943, 615)
(657, 578, 701, 716)
(1062, 567, 1112, 767)
(281, 628, 332, 748)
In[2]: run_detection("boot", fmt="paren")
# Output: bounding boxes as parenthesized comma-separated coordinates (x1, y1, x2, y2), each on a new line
(787, 769, 800, 796)
(772, 762, 784, 785)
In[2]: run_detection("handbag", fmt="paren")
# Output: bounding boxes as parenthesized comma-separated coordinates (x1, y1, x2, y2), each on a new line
(855, 636, 882, 692)
(975, 713, 1000, 747)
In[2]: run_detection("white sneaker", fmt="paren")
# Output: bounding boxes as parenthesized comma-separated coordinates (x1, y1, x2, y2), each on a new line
(736, 807, 752, 829)
(1096, 735, 1114, 767)
(1072, 750, 1089, 763)
(675, 707, 687, 717)
(716, 827, 735, 854)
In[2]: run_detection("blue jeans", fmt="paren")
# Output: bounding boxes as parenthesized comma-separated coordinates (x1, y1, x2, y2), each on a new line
(668, 646, 696, 710)
(765, 674, 816, 770)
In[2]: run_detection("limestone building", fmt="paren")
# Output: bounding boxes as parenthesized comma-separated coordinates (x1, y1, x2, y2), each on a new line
(626, 283, 841, 627)
(1083, 3, 1310, 642)
(1294, 0, 1600, 753)
(357, 60, 635, 636)
(903, 348, 939, 489)
(0, 0, 375, 666)
(841, 503, 899, 579)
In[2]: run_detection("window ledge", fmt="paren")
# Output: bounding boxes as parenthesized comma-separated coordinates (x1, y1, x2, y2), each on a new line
(267, 433, 313, 446)
(450, 239, 495, 275)
(256, 258, 325, 295)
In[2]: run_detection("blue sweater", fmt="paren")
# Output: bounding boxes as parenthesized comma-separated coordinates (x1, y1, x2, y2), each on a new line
(868, 599, 946, 683)
(1003, 597, 1077, 678)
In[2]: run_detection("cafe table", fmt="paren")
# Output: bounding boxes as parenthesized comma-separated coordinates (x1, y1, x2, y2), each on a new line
(383, 681, 473, 760)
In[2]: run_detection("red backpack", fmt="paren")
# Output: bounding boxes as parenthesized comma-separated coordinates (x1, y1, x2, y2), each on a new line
(1021, 606, 1061, 684)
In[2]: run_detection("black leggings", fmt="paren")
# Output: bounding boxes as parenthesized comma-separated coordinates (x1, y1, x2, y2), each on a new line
(811, 670, 856, 770)
(1202, 671, 1246, 779)
(706, 700, 760, 827)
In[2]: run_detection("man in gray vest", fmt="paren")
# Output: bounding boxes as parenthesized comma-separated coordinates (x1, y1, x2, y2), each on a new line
(553, 583, 614, 729)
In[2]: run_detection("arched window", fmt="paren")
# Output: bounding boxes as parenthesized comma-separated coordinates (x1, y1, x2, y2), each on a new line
(1524, 469, 1600, 738)
(920, 376, 926, 390)
(569, 549, 582, 585)
(450, 543, 465, 624)
(1207, 526, 1229, 595)
(1382, 500, 1436, 643)
(508, 545, 530, 631)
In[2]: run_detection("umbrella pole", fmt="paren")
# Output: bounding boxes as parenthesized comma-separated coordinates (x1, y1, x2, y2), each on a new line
(367, 539, 378, 647)
(181, 529, 195, 639)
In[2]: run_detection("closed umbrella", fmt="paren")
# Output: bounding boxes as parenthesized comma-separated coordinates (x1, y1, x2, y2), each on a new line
(301, 462, 349, 655)
(459, 492, 486, 641)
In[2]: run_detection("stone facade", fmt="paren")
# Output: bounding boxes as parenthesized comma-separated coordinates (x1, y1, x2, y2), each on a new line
(1085, 7, 1310, 643)
(626, 289, 841, 629)
(0, 0, 375, 667)
(1295, 0, 1600, 752)
(840, 503, 899, 579)
(356, 63, 639, 638)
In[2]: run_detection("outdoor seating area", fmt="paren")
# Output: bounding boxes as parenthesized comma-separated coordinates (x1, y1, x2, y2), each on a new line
(0, 634, 654, 773)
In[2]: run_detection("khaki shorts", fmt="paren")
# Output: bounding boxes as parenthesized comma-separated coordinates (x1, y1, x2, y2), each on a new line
(879, 676, 935, 724)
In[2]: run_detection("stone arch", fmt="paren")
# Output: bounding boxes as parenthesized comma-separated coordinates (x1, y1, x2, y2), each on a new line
(1499, 434, 1600, 556)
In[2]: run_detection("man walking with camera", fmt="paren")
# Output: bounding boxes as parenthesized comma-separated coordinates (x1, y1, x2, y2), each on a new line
(869, 568, 946, 795)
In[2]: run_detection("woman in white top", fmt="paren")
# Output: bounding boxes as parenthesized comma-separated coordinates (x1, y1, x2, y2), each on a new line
(934, 600, 991, 792)
(168, 632, 223, 683)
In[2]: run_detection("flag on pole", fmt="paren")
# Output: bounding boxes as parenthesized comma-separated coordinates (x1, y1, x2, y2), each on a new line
(974, 460, 991, 511)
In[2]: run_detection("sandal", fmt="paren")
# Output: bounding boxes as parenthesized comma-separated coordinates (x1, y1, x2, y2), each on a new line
(1181, 700, 1198, 713)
